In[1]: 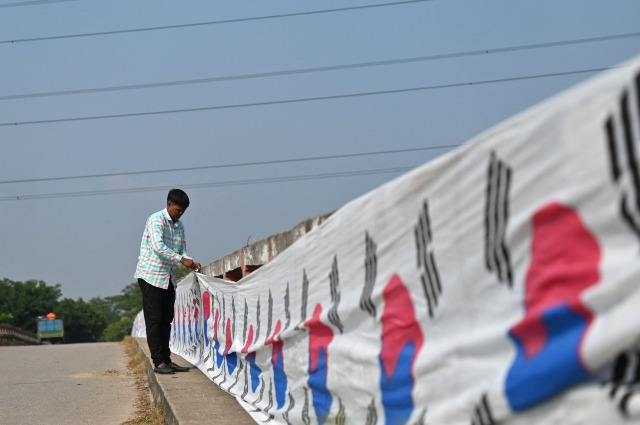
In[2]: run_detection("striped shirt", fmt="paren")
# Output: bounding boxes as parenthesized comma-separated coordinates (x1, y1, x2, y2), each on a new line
(134, 208, 188, 289)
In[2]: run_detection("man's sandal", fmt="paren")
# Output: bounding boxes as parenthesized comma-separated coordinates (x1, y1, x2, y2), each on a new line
(154, 363, 175, 374)
(169, 362, 190, 372)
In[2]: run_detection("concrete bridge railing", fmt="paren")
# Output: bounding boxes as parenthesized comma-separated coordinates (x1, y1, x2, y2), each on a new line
(0, 324, 40, 346)
(200, 211, 332, 282)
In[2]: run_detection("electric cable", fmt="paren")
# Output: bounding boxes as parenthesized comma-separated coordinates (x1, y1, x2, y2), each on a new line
(2, 32, 638, 101)
(0, 66, 617, 127)
(0, 0, 432, 43)
(0, 166, 416, 201)
(0, 0, 76, 7)
(0, 146, 457, 184)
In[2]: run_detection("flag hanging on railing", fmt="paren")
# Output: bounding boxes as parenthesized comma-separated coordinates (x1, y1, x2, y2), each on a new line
(135, 54, 640, 424)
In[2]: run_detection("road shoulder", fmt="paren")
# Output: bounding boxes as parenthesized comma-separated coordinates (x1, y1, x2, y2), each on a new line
(133, 337, 255, 425)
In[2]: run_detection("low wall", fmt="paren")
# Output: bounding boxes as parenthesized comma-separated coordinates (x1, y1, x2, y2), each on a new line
(201, 212, 332, 281)
(0, 324, 40, 346)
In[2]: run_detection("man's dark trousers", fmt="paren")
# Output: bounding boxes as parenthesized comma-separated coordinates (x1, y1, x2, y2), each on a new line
(138, 279, 175, 367)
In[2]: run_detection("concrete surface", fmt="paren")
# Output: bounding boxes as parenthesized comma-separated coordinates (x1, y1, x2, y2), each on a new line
(0, 342, 137, 425)
(133, 337, 256, 425)
(202, 212, 331, 281)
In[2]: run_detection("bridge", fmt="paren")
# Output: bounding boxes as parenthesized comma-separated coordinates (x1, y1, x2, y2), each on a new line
(0, 324, 40, 346)
(5, 58, 640, 424)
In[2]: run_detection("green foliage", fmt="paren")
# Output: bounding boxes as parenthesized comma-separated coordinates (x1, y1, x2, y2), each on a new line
(0, 278, 62, 332)
(56, 298, 107, 343)
(175, 264, 191, 282)
(0, 277, 145, 343)
(102, 316, 134, 342)
(97, 282, 144, 342)
(107, 282, 143, 318)
(0, 312, 13, 324)
(88, 296, 121, 325)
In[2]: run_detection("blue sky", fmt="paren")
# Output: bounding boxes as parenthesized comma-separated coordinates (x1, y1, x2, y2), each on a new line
(1, 0, 639, 300)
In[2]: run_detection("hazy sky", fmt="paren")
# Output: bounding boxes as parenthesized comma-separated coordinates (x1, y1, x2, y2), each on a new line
(1, 0, 639, 301)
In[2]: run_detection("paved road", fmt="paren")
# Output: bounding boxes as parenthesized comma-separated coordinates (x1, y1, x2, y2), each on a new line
(0, 342, 137, 425)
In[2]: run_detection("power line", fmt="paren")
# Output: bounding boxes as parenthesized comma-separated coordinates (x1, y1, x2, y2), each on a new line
(0, 166, 416, 201)
(3, 32, 639, 101)
(0, 0, 76, 7)
(0, 66, 617, 127)
(0, 146, 456, 184)
(0, 0, 432, 44)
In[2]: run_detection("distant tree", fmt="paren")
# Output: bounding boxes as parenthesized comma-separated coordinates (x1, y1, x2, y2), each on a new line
(0, 279, 13, 325)
(0, 312, 13, 324)
(0, 278, 62, 332)
(0, 276, 196, 342)
(88, 296, 121, 326)
(106, 282, 143, 317)
(102, 316, 134, 342)
(56, 298, 106, 343)
(97, 282, 144, 341)
(175, 264, 191, 282)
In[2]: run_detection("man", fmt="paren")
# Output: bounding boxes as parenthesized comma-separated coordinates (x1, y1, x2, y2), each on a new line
(135, 188, 202, 374)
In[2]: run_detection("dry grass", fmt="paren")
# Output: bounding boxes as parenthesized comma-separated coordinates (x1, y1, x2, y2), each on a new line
(120, 336, 164, 425)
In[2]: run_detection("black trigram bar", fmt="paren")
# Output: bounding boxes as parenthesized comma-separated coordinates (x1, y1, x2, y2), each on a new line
(484, 151, 513, 287)
(284, 282, 291, 331)
(221, 295, 227, 334)
(211, 358, 226, 381)
(302, 387, 311, 425)
(470, 393, 495, 425)
(295, 270, 310, 331)
(359, 232, 378, 318)
(219, 358, 228, 386)
(606, 344, 640, 416)
(282, 391, 295, 425)
(255, 297, 261, 343)
(328, 255, 344, 333)
(241, 364, 249, 401)
(415, 199, 442, 318)
(365, 399, 378, 425)
(267, 289, 273, 339)
(264, 378, 274, 419)
(410, 409, 427, 425)
(256, 376, 266, 404)
(231, 295, 236, 337)
(605, 71, 640, 241)
(336, 398, 346, 425)
(242, 299, 249, 344)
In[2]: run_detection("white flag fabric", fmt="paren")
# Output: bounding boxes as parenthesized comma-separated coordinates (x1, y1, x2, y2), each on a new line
(141, 55, 640, 424)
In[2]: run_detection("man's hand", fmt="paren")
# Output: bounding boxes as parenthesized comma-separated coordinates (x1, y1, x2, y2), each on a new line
(180, 257, 202, 272)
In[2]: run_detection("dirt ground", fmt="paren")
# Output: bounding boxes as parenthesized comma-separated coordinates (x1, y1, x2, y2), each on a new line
(120, 337, 164, 425)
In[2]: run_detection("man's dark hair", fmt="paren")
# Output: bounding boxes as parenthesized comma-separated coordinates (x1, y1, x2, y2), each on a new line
(167, 188, 190, 208)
